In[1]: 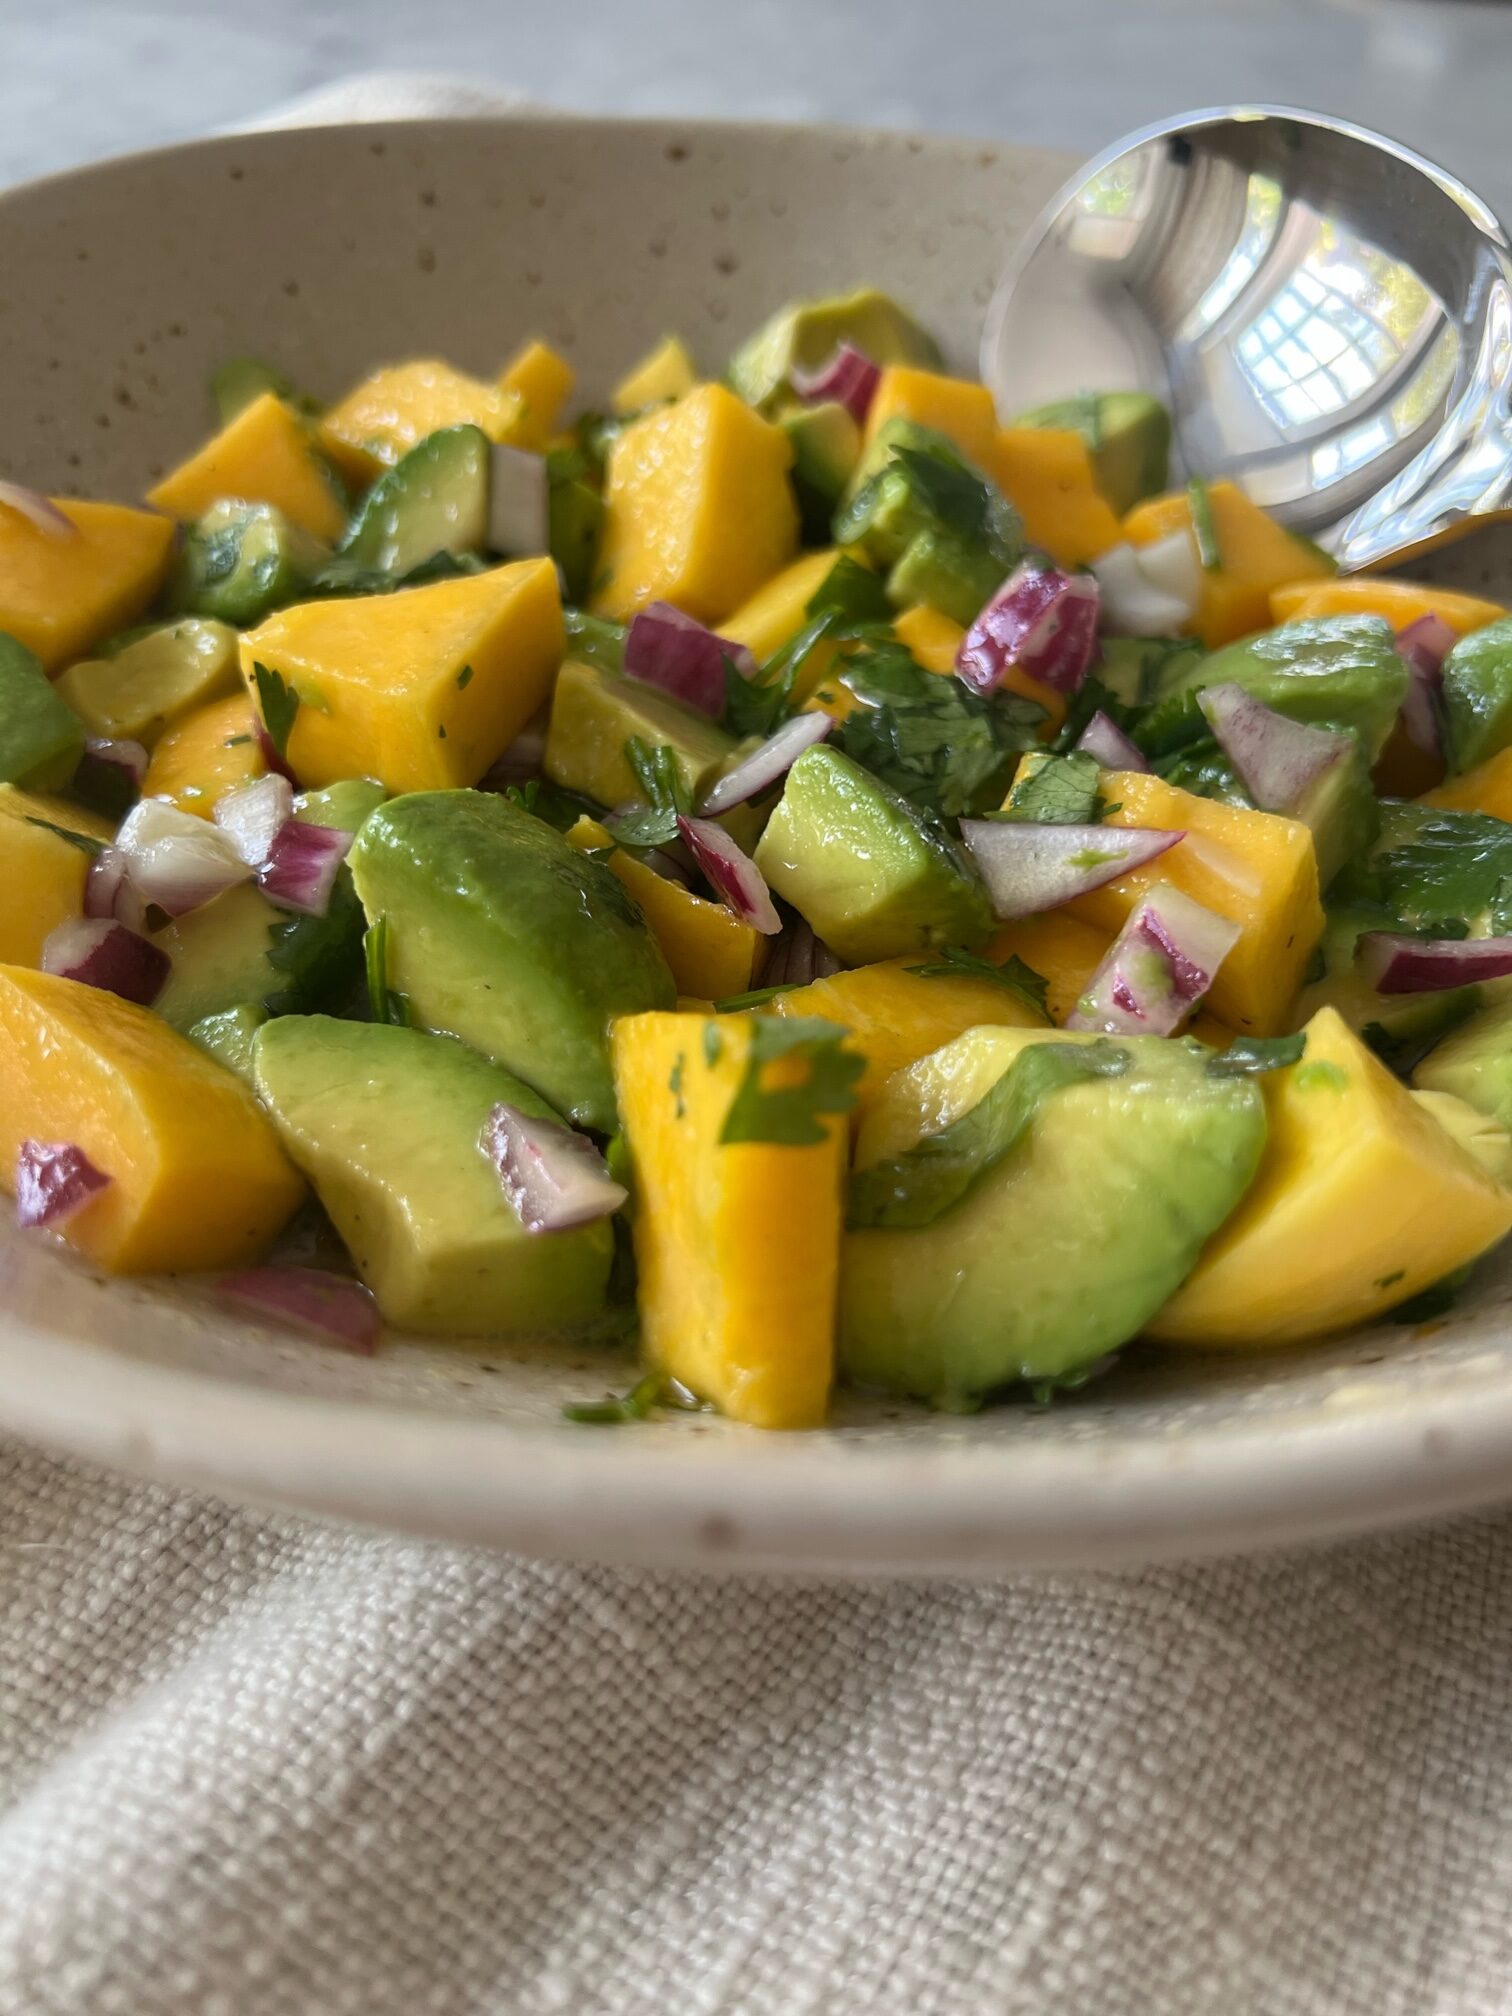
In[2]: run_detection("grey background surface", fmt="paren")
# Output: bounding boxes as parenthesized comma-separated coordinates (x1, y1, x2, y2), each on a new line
(2, 0, 1512, 214)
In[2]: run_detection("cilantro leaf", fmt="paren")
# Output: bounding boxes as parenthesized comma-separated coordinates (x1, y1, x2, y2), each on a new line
(1187, 475, 1222, 570)
(1205, 1033, 1305, 1078)
(1152, 735, 1252, 807)
(562, 1369, 709, 1424)
(835, 640, 1044, 819)
(1000, 750, 1104, 825)
(1051, 674, 1144, 756)
(262, 879, 365, 1016)
(252, 662, 301, 761)
(23, 816, 105, 858)
(805, 553, 892, 628)
(906, 945, 1050, 1019)
(609, 738, 690, 847)
(847, 1038, 1131, 1229)
(724, 648, 797, 740)
(719, 1016, 864, 1146)
(713, 982, 801, 1011)
(887, 444, 995, 547)
(1351, 807, 1512, 939)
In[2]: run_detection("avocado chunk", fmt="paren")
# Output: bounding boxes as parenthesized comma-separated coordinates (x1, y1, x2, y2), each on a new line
(781, 401, 862, 544)
(187, 1001, 268, 1081)
(347, 789, 675, 1132)
(1441, 617, 1512, 773)
(754, 744, 992, 962)
(834, 420, 1022, 625)
(1140, 616, 1409, 761)
(1013, 392, 1171, 515)
(210, 356, 311, 426)
(1094, 634, 1205, 711)
(1291, 736, 1379, 890)
(0, 632, 84, 791)
(252, 1016, 614, 1335)
(326, 424, 491, 586)
(840, 1027, 1267, 1401)
(1415, 994, 1512, 1130)
(729, 288, 941, 412)
(294, 777, 387, 836)
(53, 618, 240, 747)
(151, 879, 365, 1032)
(166, 501, 330, 626)
(562, 608, 627, 676)
(545, 447, 604, 604)
(544, 656, 736, 811)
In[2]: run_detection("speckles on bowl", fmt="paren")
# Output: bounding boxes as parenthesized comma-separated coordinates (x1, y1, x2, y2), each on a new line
(713, 251, 739, 277)
(665, 141, 690, 164)
(416, 246, 437, 275)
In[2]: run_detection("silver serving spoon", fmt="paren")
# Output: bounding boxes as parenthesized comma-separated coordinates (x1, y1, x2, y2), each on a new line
(983, 106, 1512, 580)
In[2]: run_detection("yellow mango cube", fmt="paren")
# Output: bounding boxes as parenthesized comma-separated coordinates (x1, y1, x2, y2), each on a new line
(1422, 747, 1512, 822)
(612, 1010, 850, 1427)
(0, 787, 115, 967)
(613, 336, 697, 413)
(986, 910, 1115, 1027)
(1125, 481, 1333, 648)
(892, 603, 963, 674)
(0, 500, 174, 673)
(773, 956, 1044, 1112)
(147, 392, 347, 543)
(1149, 1006, 1512, 1347)
(592, 384, 798, 624)
(863, 367, 999, 472)
(722, 547, 852, 700)
(1270, 577, 1505, 635)
(0, 966, 303, 1273)
(142, 692, 265, 817)
(241, 557, 563, 795)
(566, 817, 759, 1001)
(993, 427, 1123, 568)
(1068, 770, 1323, 1035)
(497, 340, 575, 451)
(318, 359, 526, 486)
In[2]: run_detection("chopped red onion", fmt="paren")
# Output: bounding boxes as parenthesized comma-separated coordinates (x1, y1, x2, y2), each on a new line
(41, 916, 170, 1006)
(1396, 612, 1455, 757)
(15, 1140, 110, 1230)
(1090, 541, 1197, 636)
(790, 342, 882, 425)
(1358, 933, 1512, 995)
(80, 736, 148, 790)
(699, 712, 831, 815)
(0, 479, 76, 539)
(1074, 711, 1149, 773)
(957, 563, 1100, 697)
(217, 1266, 381, 1354)
(1068, 884, 1239, 1034)
(959, 819, 1183, 921)
(676, 815, 781, 933)
(258, 818, 352, 917)
(481, 1103, 628, 1234)
(214, 772, 295, 868)
(115, 797, 253, 917)
(1197, 683, 1351, 813)
(489, 442, 550, 556)
(84, 845, 128, 922)
(624, 602, 755, 719)
(254, 718, 296, 785)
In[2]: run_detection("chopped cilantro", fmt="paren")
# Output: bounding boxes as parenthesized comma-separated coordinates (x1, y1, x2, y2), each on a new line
(906, 945, 1050, 1019)
(701, 1024, 724, 1066)
(609, 738, 690, 847)
(252, 662, 300, 761)
(1390, 1267, 1471, 1325)
(223, 733, 253, 748)
(724, 647, 797, 740)
(22, 816, 105, 858)
(562, 1370, 667, 1425)
(888, 444, 996, 547)
(437, 723, 447, 739)
(1342, 807, 1512, 939)
(456, 663, 474, 689)
(719, 1016, 863, 1146)
(669, 1051, 686, 1119)
(1206, 1033, 1306, 1078)
(1000, 750, 1104, 826)
(505, 779, 541, 815)
(1187, 475, 1222, 570)
(805, 553, 891, 628)
(713, 982, 801, 1011)
(362, 918, 409, 1026)
(1051, 675, 1144, 757)
(1375, 1269, 1406, 1291)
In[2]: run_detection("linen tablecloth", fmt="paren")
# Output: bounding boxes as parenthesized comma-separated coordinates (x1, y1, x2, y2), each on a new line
(7, 78, 1512, 2015)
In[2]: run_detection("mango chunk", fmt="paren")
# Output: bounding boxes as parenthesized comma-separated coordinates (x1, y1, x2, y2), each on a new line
(1067, 770, 1323, 1035)
(612, 1010, 849, 1427)
(318, 359, 525, 486)
(1420, 747, 1512, 821)
(1125, 481, 1333, 648)
(592, 384, 798, 624)
(566, 816, 759, 1000)
(773, 956, 1043, 1112)
(147, 392, 347, 543)
(0, 965, 303, 1273)
(1271, 577, 1505, 635)
(986, 910, 1114, 1026)
(993, 427, 1123, 568)
(722, 548, 843, 661)
(0, 787, 114, 966)
(0, 500, 174, 673)
(863, 367, 999, 472)
(497, 340, 575, 451)
(142, 691, 265, 817)
(613, 336, 697, 413)
(241, 557, 563, 794)
(1149, 1006, 1512, 1347)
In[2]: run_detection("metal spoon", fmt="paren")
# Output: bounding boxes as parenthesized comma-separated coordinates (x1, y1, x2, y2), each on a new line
(982, 106, 1512, 579)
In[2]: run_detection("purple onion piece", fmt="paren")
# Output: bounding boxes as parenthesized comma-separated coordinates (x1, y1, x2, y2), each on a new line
(1074, 711, 1149, 773)
(1395, 613, 1456, 758)
(14, 1140, 110, 1230)
(1359, 933, 1512, 995)
(699, 711, 831, 815)
(677, 815, 781, 933)
(959, 819, 1183, 922)
(789, 342, 882, 425)
(1068, 884, 1240, 1034)
(258, 818, 352, 917)
(1197, 683, 1351, 814)
(217, 1266, 381, 1354)
(40, 917, 170, 1007)
(957, 563, 1100, 698)
(0, 479, 76, 539)
(78, 735, 149, 794)
(214, 772, 295, 868)
(481, 1103, 628, 1234)
(624, 602, 755, 719)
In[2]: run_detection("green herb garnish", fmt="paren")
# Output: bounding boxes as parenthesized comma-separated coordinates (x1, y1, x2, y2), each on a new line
(563, 1370, 668, 1425)
(1187, 476, 1222, 571)
(1206, 1032, 1306, 1078)
(999, 750, 1105, 826)
(719, 1016, 864, 1146)
(252, 662, 301, 761)
(713, 982, 800, 1012)
(223, 733, 253, 748)
(805, 553, 892, 628)
(669, 1051, 686, 1119)
(836, 639, 1044, 819)
(22, 817, 105, 858)
(609, 738, 690, 848)
(907, 945, 1050, 1019)
(456, 663, 473, 689)
(724, 647, 797, 740)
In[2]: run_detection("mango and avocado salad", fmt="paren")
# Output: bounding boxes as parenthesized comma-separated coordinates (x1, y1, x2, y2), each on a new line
(4, 289, 1512, 1428)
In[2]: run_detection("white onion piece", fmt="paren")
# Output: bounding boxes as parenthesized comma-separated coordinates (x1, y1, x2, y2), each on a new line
(488, 443, 550, 556)
(957, 563, 1100, 696)
(0, 479, 75, 539)
(1396, 612, 1456, 757)
(959, 819, 1183, 921)
(1197, 683, 1350, 812)
(1359, 933, 1512, 995)
(699, 712, 831, 815)
(481, 1103, 628, 1234)
(115, 797, 253, 917)
(14, 1140, 110, 1230)
(1074, 710, 1149, 773)
(677, 815, 781, 933)
(41, 916, 170, 1006)
(258, 818, 352, 917)
(1068, 884, 1239, 1034)
(1132, 528, 1202, 608)
(217, 1267, 380, 1353)
(214, 772, 295, 868)
(1091, 542, 1197, 636)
